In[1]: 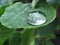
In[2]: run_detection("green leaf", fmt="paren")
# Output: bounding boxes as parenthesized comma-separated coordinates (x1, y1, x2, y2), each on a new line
(32, 0, 39, 8)
(0, 23, 16, 45)
(46, 41, 54, 45)
(37, 21, 56, 38)
(9, 31, 21, 45)
(0, 6, 6, 16)
(0, 2, 56, 29)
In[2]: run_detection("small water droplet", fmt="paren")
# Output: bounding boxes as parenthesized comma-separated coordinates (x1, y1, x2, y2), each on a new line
(27, 12, 46, 25)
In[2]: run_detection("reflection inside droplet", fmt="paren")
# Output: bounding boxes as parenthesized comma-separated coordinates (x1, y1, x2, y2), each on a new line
(27, 12, 46, 25)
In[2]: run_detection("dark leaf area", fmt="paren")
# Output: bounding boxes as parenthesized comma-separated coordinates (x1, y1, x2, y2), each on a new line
(9, 32, 21, 45)
(3, 39, 9, 45)
(57, 5, 60, 23)
(36, 19, 57, 38)
(51, 5, 60, 45)
(0, 23, 16, 45)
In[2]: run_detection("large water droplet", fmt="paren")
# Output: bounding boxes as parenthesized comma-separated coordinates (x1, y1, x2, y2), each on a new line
(27, 12, 46, 25)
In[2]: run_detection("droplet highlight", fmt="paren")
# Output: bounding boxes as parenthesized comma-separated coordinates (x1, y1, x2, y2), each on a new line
(27, 12, 46, 25)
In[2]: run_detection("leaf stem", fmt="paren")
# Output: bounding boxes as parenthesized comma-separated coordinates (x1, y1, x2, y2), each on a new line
(31, 0, 39, 8)
(21, 28, 35, 45)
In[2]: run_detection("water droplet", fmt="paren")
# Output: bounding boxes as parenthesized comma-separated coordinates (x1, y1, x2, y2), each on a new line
(27, 12, 46, 25)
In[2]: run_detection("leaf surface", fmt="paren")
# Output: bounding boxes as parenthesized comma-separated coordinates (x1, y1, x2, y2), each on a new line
(0, 2, 56, 29)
